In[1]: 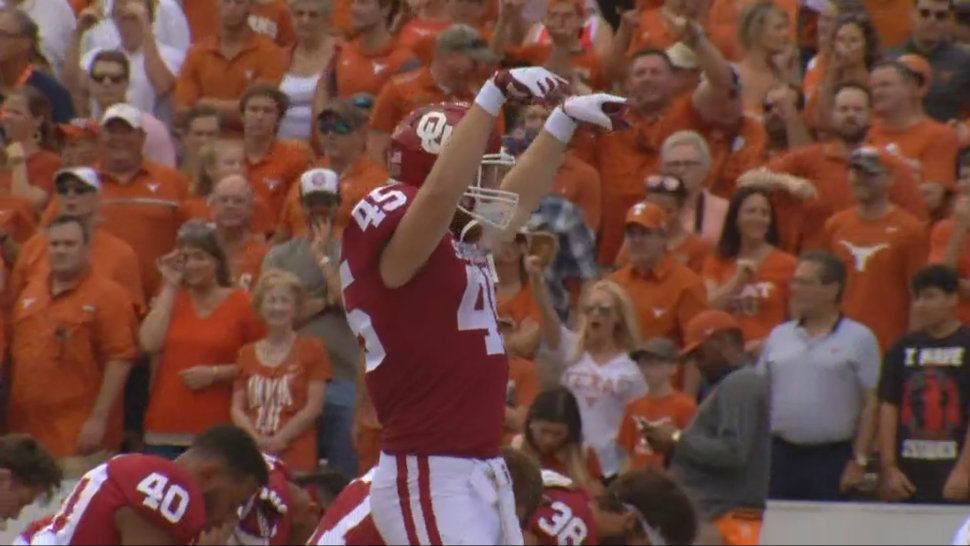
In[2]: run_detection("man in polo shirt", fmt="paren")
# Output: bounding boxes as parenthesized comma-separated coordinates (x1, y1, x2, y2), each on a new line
(758, 250, 881, 501)
(262, 168, 360, 479)
(367, 24, 498, 162)
(891, 0, 970, 123)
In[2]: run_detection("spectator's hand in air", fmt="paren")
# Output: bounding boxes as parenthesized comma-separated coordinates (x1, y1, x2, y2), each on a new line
(75, 416, 108, 456)
(523, 254, 546, 280)
(179, 365, 217, 391)
(309, 215, 334, 264)
(839, 459, 866, 494)
(492, 67, 569, 106)
(879, 466, 916, 501)
(123, 0, 152, 31)
(643, 421, 679, 453)
(499, 0, 526, 24)
(156, 250, 186, 288)
(618, 9, 640, 33)
(77, 6, 101, 33)
(943, 466, 970, 501)
(661, 8, 703, 46)
(562, 94, 630, 131)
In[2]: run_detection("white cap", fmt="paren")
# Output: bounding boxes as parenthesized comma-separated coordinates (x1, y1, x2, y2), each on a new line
(100, 103, 143, 129)
(666, 42, 698, 70)
(54, 167, 102, 192)
(299, 168, 340, 197)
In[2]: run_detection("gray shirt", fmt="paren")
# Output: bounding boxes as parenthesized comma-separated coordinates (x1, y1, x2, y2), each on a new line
(757, 317, 880, 445)
(262, 238, 360, 382)
(671, 365, 770, 520)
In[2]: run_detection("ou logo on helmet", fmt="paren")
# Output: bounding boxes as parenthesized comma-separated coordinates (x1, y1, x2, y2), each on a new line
(416, 112, 454, 154)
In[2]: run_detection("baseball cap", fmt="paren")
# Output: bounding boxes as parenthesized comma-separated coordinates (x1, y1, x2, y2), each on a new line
(849, 146, 891, 175)
(630, 337, 680, 363)
(57, 118, 99, 142)
(666, 42, 698, 71)
(299, 168, 340, 198)
(54, 167, 102, 192)
(681, 310, 741, 356)
(100, 103, 143, 129)
(897, 54, 932, 88)
(625, 201, 667, 231)
(318, 97, 370, 132)
(436, 24, 499, 64)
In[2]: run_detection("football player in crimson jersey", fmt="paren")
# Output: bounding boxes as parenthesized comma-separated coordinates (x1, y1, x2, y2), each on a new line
(308, 448, 544, 546)
(28, 425, 268, 545)
(231, 455, 324, 545)
(340, 63, 628, 544)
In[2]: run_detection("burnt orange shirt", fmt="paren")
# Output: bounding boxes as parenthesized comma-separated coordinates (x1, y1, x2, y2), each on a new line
(867, 118, 959, 189)
(95, 162, 189, 300)
(862, 0, 913, 49)
(370, 67, 476, 134)
(329, 38, 418, 98)
(145, 289, 265, 437)
(330, 0, 353, 37)
(398, 18, 453, 56)
(277, 155, 388, 240)
(235, 336, 332, 472)
(0, 150, 61, 243)
(708, 0, 798, 61)
(615, 231, 713, 274)
(8, 270, 138, 457)
(928, 219, 970, 325)
(178, 195, 277, 236)
(824, 206, 928, 351)
(768, 142, 928, 251)
(249, 0, 297, 47)
(12, 228, 145, 315)
(229, 236, 269, 292)
(702, 249, 797, 343)
(247, 140, 313, 221)
(497, 284, 541, 327)
(503, 356, 540, 445)
(608, 257, 709, 345)
(174, 32, 287, 109)
(507, 44, 606, 91)
(617, 391, 697, 470)
(551, 152, 602, 232)
(182, 0, 220, 43)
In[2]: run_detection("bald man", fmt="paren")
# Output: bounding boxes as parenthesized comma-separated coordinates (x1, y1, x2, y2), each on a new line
(209, 175, 269, 291)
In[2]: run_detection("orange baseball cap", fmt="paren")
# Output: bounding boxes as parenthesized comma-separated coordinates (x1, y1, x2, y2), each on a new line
(897, 54, 932, 88)
(681, 310, 741, 356)
(625, 201, 667, 231)
(57, 118, 99, 142)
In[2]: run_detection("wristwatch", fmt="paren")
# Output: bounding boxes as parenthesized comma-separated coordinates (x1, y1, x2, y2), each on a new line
(671, 430, 682, 444)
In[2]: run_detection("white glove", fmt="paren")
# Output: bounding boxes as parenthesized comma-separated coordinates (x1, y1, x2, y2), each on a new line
(476, 67, 568, 115)
(561, 93, 630, 130)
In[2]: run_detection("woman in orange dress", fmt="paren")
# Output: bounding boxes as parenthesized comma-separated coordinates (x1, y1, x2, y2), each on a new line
(232, 270, 331, 474)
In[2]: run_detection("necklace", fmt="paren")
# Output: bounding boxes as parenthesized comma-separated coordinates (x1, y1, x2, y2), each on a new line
(257, 333, 297, 366)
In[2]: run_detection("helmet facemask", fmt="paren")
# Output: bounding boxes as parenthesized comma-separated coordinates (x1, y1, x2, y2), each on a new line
(458, 149, 519, 230)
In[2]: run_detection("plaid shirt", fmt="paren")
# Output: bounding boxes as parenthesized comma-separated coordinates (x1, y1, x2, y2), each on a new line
(528, 195, 600, 319)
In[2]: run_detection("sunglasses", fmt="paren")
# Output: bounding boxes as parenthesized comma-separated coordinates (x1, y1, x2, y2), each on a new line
(349, 94, 374, 110)
(56, 182, 96, 195)
(91, 73, 126, 84)
(919, 7, 950, 20)
(582, 303, 614, 315)
(645, 175, 683, 193)
(318, 117, 354, 135)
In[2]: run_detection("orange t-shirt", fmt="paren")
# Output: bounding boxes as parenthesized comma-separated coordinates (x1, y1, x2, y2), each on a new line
(767, 142, 927, 251)
(615, 230, 712, 274)
(369, 67, 477, 134)
(551, 153, 602, 232)
(229, 237, 269, 292)
(235, 336, 332, 472)
(616, 391, 697, 470)
(182, 0, 220, 43)
(329, 38, 418, 98)
(608, 257, 709, 345)
(701, 249, 797, 343)
(707, 0, 798, 61)
(824, 207, 928, 351)
(249, 0, 297, 47)
(8, 271, 139, 457)
(174, 32, 287, 109)
(497, 284, 541, 327)
(247, 140, 314, 221)
(11, 228, 145, 315)
(928, 219, 970, 325)
(861, 0, 913, 49)
(507, 44, 606, 91)
(397, 18, 453, 57)
(277, 155, 388, 240)
(867, 118, 959, 189)
(178, 195, 277, 236)
(0, 149, 61, 243)
(504, 357, 540, 445)
(144, 289, 265, 438)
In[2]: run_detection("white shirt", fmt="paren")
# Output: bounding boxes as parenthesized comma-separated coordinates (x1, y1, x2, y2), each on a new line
(82, 44, 185, 123)
(542, 326, 648, 477)
(81, 0, 191, 57)
(0, 0, 77, 77)
(278, 72, 321, 140)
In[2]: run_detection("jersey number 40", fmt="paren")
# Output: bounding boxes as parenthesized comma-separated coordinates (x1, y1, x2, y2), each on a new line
(136, 473, 190, 524)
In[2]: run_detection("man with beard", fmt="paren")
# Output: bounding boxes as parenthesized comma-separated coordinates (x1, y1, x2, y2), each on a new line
(758, 83, 927, 251)
(761, 83, 811, 159)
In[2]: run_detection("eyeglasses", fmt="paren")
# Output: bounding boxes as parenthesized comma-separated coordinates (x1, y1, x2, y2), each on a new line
(91, 73, 126, 84)
(663, 159, 703, 170)
(318, 117, 354, 135)
(582, 303, 613, 315)
(645, 175, 684, 193)
(55, 182, 96, 195)
(919, 7, 950, 20)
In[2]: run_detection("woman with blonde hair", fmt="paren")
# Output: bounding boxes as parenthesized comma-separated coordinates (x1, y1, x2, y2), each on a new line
(232, 269, 331, 474)
(279, 0, 338, 140)
(530, 258, 647, 481)
(735, 0, 797, 116)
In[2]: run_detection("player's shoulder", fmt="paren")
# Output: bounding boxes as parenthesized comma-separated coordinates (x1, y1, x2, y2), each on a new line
(342, 182, 415, 243)
(108, 454, 206, 539)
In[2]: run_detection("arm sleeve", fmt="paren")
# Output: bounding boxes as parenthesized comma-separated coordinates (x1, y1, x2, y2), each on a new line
(96, 284, 140, 362)
(878, 341, 905, 406)
(852, 324, 882, 391)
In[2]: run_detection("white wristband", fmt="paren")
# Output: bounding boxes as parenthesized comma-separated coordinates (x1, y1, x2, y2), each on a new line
(475, 80, 506, 117)
(544, 107, 577, 144)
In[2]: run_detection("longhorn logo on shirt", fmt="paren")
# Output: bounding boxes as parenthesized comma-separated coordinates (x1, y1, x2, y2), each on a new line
(146, 183, 159, 193)
(372, 62, 387, 75)
(416, 111, 453, 154)
(21, 298, 35, 309)
(264, 178, 282, 192)
(839, 240, 889, 272)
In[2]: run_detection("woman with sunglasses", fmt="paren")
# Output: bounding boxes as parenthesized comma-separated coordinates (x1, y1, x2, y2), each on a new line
(529, 254, 646, 481)
(702, 186, 796, 355)
(616, 174, 711, 275)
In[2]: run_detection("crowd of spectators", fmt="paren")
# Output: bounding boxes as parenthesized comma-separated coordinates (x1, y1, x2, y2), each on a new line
(4, 0, 970, 544)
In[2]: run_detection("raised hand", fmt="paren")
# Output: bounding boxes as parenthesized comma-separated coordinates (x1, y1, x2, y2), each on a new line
(561, 93, 630, 131)
(156, 250, 185, 288)
(492, 67, 569, 106)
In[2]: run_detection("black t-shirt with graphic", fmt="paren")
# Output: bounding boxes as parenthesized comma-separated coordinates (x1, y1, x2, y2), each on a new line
(879, 325, 970, 503)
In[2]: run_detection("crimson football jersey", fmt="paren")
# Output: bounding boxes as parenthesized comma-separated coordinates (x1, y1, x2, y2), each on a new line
(234, 455, 293, 545)
(31, 454, 206, 545)
(340, 183, 509, 458)
(308, 469, 383, 545)
(528, 471, 598, 546)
